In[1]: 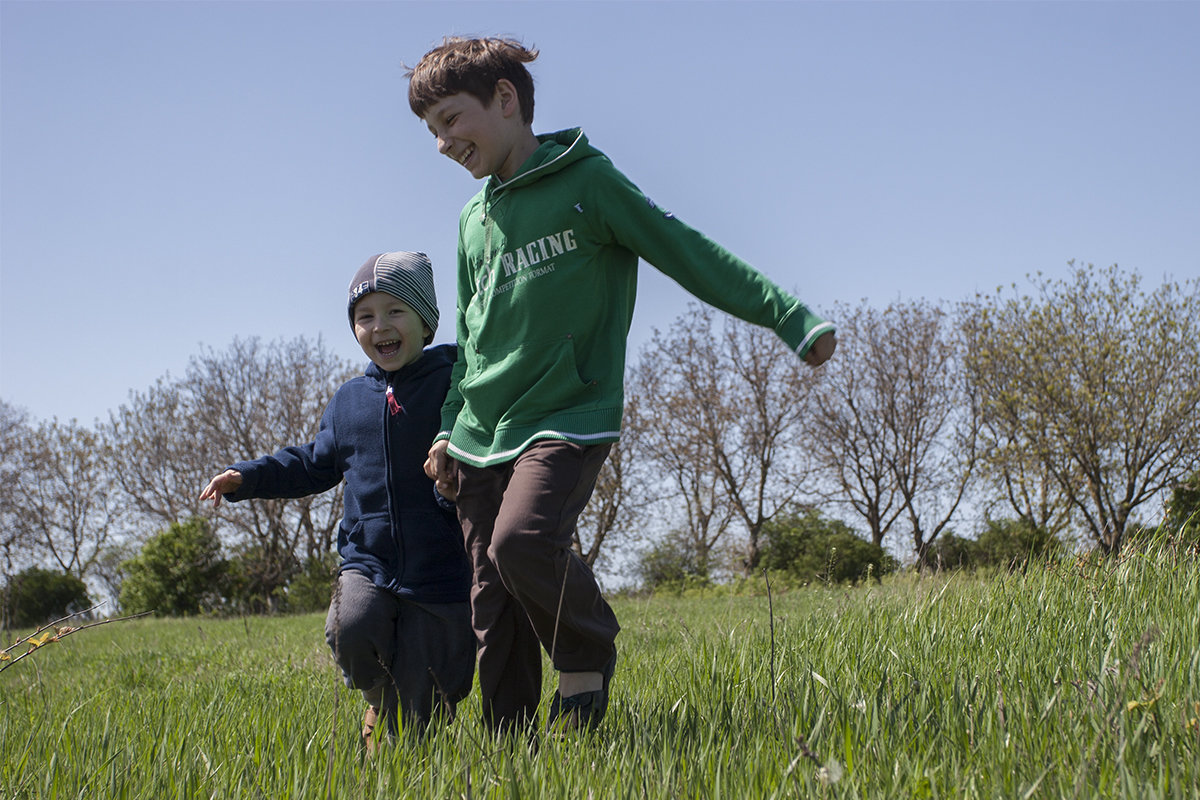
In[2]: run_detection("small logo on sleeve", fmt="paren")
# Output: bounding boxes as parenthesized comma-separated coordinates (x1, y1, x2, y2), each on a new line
(646, 195, 675, 219)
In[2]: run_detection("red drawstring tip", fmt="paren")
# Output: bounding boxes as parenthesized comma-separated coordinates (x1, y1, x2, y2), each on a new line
(386, 386, 403, 416)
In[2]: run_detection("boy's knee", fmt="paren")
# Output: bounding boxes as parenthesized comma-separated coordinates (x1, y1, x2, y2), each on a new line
(325, 611, 372, 653)
(325, 580, 390, 656)
(488, 527, 540, 573)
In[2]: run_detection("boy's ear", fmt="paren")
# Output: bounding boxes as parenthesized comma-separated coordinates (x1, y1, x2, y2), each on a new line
(495, 78, 521, 119)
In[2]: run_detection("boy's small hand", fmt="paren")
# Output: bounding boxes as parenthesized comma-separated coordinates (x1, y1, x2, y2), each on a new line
(199, 469, 243, 508)
(435, 474, 459, 502)
(425, 440, 458, 485)
(804, 331, 836, 367)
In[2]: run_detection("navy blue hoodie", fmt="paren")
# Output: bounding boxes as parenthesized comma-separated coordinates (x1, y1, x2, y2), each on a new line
(225, 344, 469, 603)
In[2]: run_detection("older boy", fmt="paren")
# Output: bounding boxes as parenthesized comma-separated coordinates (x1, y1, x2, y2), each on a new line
(200, 252, 474, 749)
(407, 38, 836, 734)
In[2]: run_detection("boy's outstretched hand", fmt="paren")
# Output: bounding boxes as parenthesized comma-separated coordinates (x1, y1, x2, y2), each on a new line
(425, 440, 459, 502)
(804, 331, 837, 367)
(199, 469, 243, 508)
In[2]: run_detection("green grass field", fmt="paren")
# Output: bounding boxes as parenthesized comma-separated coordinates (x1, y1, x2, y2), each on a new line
(3, 541, 1197, 799)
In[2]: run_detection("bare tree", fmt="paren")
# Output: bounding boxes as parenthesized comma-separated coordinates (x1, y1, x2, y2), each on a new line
(107, 375, 210, 528)
(573, 389, 649, 573)
(625, 355, 733, 578)
(186, 336, 352, 566)
(628, 305, 818, 575)
(110, 336, 354, 602)
(883, 302, 979, 565)
(810, 305, 906, 548)
(712, 310, 821, 572)
(16, 418, 124, 578)
(812, 300, 978, 564)
(976, 424, 1074, 538)
(1, 401, 34, 584)
(962, 264, 1200, 554)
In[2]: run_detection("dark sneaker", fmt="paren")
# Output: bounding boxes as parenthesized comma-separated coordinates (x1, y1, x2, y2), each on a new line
(547, 646, 617, 733)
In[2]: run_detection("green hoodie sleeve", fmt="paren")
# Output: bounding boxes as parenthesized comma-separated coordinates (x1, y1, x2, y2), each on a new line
(582, 157, 834, 357)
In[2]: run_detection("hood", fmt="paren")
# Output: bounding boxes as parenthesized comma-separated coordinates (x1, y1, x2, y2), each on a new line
(488, 128, 598, 195)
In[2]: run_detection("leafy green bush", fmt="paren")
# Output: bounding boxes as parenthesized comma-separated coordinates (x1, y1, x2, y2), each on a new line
(120, 517, 228, 616)
(759, 507, 892, 584)
(929, 532, 976, 570)
(635, 529, 711, 593)
(1, 567, 91, 629)
(931, 518, 1062, 571)
(975, 517, 1063, 567)
(1160, 472, 1200, 551)
(279, 552, 339, 613)
(223, 545, 300, 614)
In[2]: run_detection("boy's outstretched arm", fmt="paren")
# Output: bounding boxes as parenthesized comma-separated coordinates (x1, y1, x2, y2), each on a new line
(804, 331, 837, 367)
(579, 159, 835, 364)
(199, 469, 243, 508)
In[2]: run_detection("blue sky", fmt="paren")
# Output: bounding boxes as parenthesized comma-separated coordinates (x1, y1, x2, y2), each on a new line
(3, 1, 1198, 426)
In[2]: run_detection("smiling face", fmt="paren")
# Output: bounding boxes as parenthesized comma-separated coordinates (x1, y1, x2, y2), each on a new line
(422, 81, 539, 182)
(352, 292, 430, 372)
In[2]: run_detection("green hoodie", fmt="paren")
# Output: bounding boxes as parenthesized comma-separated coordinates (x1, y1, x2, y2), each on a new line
(439, 128, 834, 467)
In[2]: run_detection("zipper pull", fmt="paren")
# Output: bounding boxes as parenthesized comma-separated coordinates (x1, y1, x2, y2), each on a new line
(386, 385, 403, 416)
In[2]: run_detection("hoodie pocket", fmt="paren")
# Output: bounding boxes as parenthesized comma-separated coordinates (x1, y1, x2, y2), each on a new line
(460, 336, 597, 429)
(344, 512, 399, 572)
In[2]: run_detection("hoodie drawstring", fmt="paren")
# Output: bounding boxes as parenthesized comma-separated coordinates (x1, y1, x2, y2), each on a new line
(386, 384, 403, 416)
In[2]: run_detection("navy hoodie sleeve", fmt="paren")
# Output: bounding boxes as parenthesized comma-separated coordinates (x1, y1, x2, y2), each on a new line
(225, 400, 342, 501)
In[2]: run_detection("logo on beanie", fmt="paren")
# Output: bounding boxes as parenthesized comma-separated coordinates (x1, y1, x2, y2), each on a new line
(350, 281, 373, 305)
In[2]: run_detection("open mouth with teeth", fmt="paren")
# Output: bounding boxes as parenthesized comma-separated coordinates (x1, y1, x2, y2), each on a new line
(457, 145, 475, 167)
(376, 339, 402, 357)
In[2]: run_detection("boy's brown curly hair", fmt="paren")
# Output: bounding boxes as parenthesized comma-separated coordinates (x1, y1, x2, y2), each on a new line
(407, 37, 539, 124)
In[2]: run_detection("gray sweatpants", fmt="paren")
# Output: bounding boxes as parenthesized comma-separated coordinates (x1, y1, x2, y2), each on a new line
(324, 569, 474, 734)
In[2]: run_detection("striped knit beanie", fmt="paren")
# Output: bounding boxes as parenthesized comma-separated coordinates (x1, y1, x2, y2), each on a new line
(347, 252, 440, 342)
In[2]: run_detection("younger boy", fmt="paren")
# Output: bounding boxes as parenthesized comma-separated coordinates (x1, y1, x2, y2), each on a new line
(199, 252, 474, 749)
(407, 38, 836, 734)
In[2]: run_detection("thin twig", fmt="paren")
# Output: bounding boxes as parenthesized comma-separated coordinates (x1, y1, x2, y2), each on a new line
(549, 557, 571, 666)
(325, 574, 341, 796)
(763, 569, 777, 706)
(1, 604, 154, 673)
(3, 602, 106, 653)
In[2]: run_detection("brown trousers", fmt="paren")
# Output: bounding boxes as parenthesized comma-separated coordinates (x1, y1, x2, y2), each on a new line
(455, 440, 620, 731)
